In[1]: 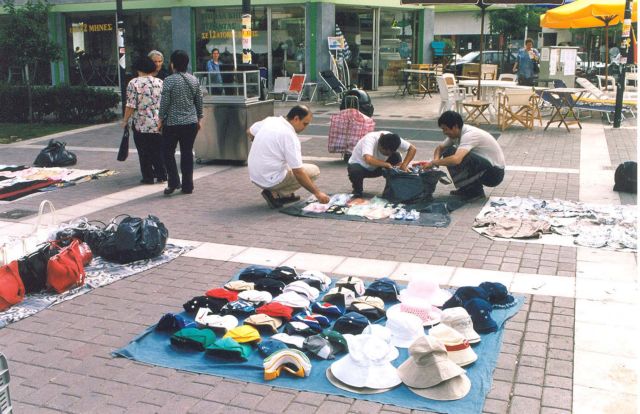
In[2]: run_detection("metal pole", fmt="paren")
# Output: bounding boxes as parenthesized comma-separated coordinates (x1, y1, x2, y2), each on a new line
(476, 1, 488, 100)
(242, 0, 252, 64)
(613, 0, 633, 127)
(116, 0, 126, 116)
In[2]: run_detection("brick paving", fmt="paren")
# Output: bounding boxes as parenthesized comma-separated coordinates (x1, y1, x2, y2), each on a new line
(0, 92, 635, 413)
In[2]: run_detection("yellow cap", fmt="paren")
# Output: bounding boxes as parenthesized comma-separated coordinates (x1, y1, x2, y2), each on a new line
(223, 325, 261, 344)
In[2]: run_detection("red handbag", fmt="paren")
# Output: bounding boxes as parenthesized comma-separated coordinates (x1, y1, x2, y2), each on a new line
(47, 240, 86, 293)
(0, 261, 25, 310)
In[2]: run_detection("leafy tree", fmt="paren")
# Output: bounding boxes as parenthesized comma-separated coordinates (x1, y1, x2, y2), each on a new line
(489, 6, 543, 45)
(0, 0, 62, 123)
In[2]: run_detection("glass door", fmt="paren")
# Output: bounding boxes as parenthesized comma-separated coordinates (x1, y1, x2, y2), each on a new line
(336, 7, 375, 90)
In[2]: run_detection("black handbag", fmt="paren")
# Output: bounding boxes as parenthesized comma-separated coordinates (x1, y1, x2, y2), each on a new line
(34, 140, 77, 167)
(382, 168, 446, 203)
(117, 126, 129, 162)
(17, 242, 59, 294)
(100, 215, 169, 264)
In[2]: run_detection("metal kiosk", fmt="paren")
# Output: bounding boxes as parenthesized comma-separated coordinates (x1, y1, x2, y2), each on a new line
(194, 68, 274, 164)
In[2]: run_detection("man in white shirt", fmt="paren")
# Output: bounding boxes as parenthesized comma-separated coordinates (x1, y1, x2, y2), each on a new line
(247, 105, 330, 209)
(347, 131, 417, 198)
(422, 110, 505, 201)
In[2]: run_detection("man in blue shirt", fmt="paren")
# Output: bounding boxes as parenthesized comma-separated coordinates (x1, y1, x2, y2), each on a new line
(513, 38, 540, 86)
(206, 48, 223, 94)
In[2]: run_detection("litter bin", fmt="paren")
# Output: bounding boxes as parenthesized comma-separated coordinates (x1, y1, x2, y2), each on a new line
(194, 69, 274, 163)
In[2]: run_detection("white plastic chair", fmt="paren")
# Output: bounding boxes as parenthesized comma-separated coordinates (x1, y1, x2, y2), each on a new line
(498, 73, 517, 82)
(268, 76, 290, 101)
(436, 76, 466, 114)
(596, 75, 616, 94)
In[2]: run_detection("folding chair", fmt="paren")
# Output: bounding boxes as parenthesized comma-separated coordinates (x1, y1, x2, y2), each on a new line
(497, 89, 538, 131)
(0, 353, 13, 414)
(319, 70, 347, 104)
(268, 76, 290, 101)
(498, 73, 517, 82)
(284, 74, 306, 102)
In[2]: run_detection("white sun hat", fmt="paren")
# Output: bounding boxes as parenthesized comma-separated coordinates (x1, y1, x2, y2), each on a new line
(329, 334, 402, 390)
(428, 324, 478, 367)
(399, 276, 452, 307)
(362, 324, 400, 361)
(385, 310, 425, 349)
(440, 307, 481, 344)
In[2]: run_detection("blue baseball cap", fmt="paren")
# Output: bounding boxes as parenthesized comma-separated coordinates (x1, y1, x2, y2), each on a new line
(364, 277, 399, 302)
(464, 298, 497, 334)
(156, 313, 196, 332)
(311, 302, 344, 318)
(442, 286, 490, 310)
(332, 311, 370, 335)
(257, 338, 290, 357)
(478, 282, 515, 308)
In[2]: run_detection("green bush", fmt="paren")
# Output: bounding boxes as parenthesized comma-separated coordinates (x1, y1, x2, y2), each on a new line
(0, 84, 119, 123)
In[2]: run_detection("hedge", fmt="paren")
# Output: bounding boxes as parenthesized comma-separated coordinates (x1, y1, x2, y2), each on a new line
(0, 84, 119, 123)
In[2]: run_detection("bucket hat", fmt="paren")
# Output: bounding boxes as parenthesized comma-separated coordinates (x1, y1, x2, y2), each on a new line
(244, 313, 283, 334)
(478, 282, 516, 309)
(271, 333, 305, 349)
(387, 297, 442, 327)
(299, 270, 332, 290)
(399, 277, 452, 307)
(205, 337, 252, 361)
(156, 313, 196, 332)
(333, 311, 370, 335)
(257, 338, 289, 357)
(238, 290, 273, 306)
(238, 266, 271, 283)
(397, 336, 471, 401)
(440, 307, 481, 344)
(267, 266, 298, 284)
(255, 278, 286, 297)
(348, 296, 386, 321)
(170, 327, 217, 351)
(182, 296, 227, 314)
(256, 302, 294, 320)
(442, 286, 490, 310)
(464, 298, 498, 334)
(195, 308, 238, 332)
(220, 299, 256, 318)
(304, 335, 338, 359)
(364, 277, 399, 302)
(224, 280, 255, 292)
(263, 348, 312, 380)
(223, 325, 262, 344)
(361, 324, 399, 361)
(319, 329, 349, 354)
(273, 291, 310, 309)
(336, 276, 366, 296)
(330, 334, 401, 389)
(385, 310, 425, 348)
(428, 324, 478, 367)
(205, 287, 239, 303)
(325, 367, 396, 394)
(322, 286, 356, 307)
(283, 281, 320, 301)
(311, 301, 344, 318)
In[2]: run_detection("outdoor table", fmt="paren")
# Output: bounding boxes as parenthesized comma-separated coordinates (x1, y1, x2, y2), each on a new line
(462, 99, 492, 125)
(400, 69, 436, 98)
(543, 87, 586, 132)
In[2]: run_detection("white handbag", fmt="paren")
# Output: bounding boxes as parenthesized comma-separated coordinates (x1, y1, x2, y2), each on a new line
(0, 199, 57, 265)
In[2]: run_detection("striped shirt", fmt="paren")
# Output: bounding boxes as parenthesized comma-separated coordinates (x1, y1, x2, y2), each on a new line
(159, 72, 203, 126)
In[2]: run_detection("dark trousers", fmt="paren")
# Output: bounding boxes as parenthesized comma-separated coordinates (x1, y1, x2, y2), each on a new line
(163, 123, 198, 192)
(517, 76, 535, 86)
(132, 129, 166, 182)
(347, 152, 402, 194)
(441, 146, 504, 191)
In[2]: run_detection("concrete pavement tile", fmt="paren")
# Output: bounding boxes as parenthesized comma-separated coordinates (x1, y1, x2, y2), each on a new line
(508, 396, 541, 414)
(575, 321, 637, 357)
(483, 398, 509, 414)
(351, 399, 383, 413)
(449, 267, 514, 288)
(573, 351, 637, 394)
(280, 252, 347, 273)
(576, 247, 637, 265)
(391, 262, 454, 284)
(575, 299, 638, 327)
(542, 387, 572, 410)
(257, 390, 296, 413)
(229, 247, 295, 267)
(293, 391, 326, 406)
(184, 242, 248, 261)
(510, 273, 575, 298)
(576, 278, 640, 303)
(573, 386, 637, 414)
(284, 403, 318, 414)
(333, 257, 399, 278)
(513, 383, 542, 399)
(576, 260, 638, 282)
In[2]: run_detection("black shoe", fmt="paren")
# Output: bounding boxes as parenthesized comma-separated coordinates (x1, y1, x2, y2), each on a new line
(352, 192, 363, 199)
(156, 178, 167, 184)
(261, 190, 283, 209)
(140, 179, 155, 185)
(451, 187, 486, 202)
(278, 195, 300, 204)
(164, 185, 181, 195)
(181, 189, 193, 194)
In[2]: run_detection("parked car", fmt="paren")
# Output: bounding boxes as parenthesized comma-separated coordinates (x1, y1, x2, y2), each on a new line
(445, 50, 518, 76)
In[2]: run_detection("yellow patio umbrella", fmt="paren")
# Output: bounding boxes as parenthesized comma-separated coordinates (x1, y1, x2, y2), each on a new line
(541, 0, 638, 82)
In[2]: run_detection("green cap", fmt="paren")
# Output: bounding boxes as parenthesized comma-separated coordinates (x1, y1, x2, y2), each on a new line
(320, 329, 348, 354)
(170, 327, 217, 351)
(205, 337, 252, 361)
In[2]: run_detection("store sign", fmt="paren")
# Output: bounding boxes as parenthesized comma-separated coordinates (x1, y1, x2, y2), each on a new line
(199, 8, 259, 40)
(69, 23, 113, 33)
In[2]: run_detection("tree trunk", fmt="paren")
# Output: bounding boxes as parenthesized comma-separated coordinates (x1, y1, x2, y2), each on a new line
(25, 64, 33, 124)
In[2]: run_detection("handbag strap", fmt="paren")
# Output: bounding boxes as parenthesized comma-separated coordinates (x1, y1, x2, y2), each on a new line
(31, 199, 57, 237)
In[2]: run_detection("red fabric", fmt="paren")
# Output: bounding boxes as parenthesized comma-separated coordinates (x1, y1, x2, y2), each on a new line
(47, 239, 85, 293)
(328, 108, 375, 153)
(256, 302, 293, 321)
(205, 288, 238, 302)
(445, 340, 470, 352)
(0, 261, 25, 310)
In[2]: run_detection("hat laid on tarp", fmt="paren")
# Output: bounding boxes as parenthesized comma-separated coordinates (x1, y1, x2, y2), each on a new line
(336, 276, 366, 296)
(238, 289, 273, 306)
(399, 277, 452, 308)
(284, 321, 317, 337)
(283, 281, 320, 301)
(319, 329, 348, 354)
(205, 287, 239, 303)
(442, 286, 490, 310)
(205, 337, 252, 361)
(271, 333, 306, 349)
(263, 348, 312, 380)
(385, 310, 425, 349)
(333, 311, 370, 335)
(238, 266, 272, 283)
(224, 280, 255, 292)
(364, 277, 399, 302)
(304, 335, 338, 360)
(295, 277, 323, 291)
(464, 298, 498, 334)
(330, 334, 401, 390)
(170, 327, 217, 352)
(273, 291, 310, 309)
(219, 299, 256, 318)
(387, 297, 442, 327)
(299, 270, 332, 290)
(156, 313, 196, 332)
(244, 313, 283, 334)
(311, 301, 344, 318)
(397, 335, 471, 401)
(257, 338, 289, 357)
(267, 266, 298, 284)
(362, 324, 399, 361)
(182, 296, 227, 314)
(256, 302, 294, 321)
(194, 308, 238, 332)
(223, 325, 261, 344)
(325, 366, 396, 394)
(478, 282, 516, 309)
(322, 286, 356, 307)
(255, 278, 286, 297)
(293, 314, 331, 331)
(348, 295, 386, 321)
(429, 324, 477, 367)
(441, 307, 481, 344)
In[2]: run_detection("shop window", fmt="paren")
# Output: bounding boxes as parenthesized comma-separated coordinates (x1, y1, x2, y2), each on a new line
(379, 9, 416, 88)
(270, 7, 306, 79)
(66, 14, 117, 86)
(123, 11, 172, 76)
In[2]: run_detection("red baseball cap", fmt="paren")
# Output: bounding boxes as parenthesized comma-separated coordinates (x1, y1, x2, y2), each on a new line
(256, 302, 294, 321)
(205, 288, 239, 302)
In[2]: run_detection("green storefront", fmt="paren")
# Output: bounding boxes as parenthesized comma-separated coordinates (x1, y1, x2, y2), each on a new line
(41, 0, 433, 90)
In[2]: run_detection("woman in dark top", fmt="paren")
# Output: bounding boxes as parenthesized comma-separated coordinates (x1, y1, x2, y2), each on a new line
(158, 50, 203, 195)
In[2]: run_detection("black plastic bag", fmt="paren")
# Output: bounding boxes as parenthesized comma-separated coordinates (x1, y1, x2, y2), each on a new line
(382, 168, 446, 203)
(117, 126, 129, 161)
(34, 140, 77, 167)
(17, 242, 59, 294)
(100, 215, 168, 264)
(613, 161, 637, 193)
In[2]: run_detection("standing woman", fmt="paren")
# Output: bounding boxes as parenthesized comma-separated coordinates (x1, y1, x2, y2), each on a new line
(122, 56, 166, 184)
(148, 50, 170, 80)
(158, 50, 203, 195)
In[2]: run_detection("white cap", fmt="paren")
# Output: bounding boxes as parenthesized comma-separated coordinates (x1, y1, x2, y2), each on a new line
(273, 291, 310, 309)
(238, 289, 273, 305)
(195, 308, 238, 332)
(272, 332, 305, 349)
(283, 281, 320, 301)
(441, 307, 481, 344)
(299, 270, 332, 290)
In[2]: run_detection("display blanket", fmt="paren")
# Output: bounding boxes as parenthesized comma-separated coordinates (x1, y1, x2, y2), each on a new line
(0, 244, 190, 329)
(114, 268, 523, 414)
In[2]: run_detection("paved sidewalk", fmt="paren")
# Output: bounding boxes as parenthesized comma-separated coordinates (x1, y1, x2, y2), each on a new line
(0, 91, 636, 413)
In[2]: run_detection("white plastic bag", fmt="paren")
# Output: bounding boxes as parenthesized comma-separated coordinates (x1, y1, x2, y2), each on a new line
(0, 200, 57, 265)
